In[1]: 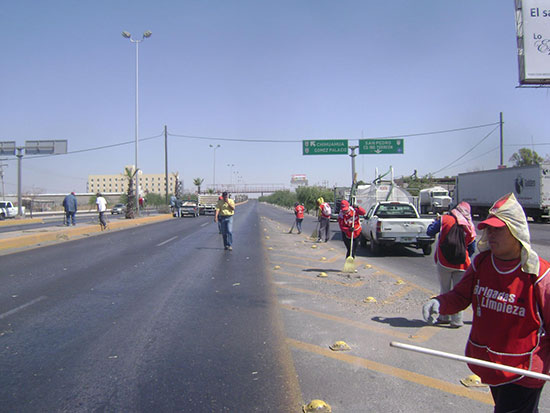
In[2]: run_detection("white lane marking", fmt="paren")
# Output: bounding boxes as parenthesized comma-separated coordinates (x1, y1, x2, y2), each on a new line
(157, 236, 178, 247)
(0, 296, 47, 320)
(200, 222, 210, 227)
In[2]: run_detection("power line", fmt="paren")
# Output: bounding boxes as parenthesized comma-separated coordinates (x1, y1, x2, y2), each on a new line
(167, 122, 501, 143)
(430, 125, 500, 176)
(3, 132, 165, 161)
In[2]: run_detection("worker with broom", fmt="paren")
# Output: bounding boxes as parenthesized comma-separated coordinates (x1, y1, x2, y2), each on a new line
(422, 193, 550, 412)
(316, 197, 332, 242)
(291, 202, 305, 234)
(338, 200, 365, 262)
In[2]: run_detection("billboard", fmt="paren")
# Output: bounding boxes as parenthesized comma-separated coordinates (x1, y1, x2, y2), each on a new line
(516, 0, 550, 84)
(0, 141, 16, 155)
(25, 140, 67, 155)
(291, 174, 308, 185)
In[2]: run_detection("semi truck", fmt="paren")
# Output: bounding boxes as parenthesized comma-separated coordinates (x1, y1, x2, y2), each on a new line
(454, 163, 550, 222)
(419, 186, 452, 214)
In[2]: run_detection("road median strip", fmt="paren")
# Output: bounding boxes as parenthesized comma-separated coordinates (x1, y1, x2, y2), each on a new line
(0, 214, 173, 251)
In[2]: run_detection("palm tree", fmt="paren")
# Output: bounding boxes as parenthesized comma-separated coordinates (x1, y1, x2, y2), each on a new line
(173, 172, 182, 199)
(193, 177, 204, 194)
(124, 167, 137, 219)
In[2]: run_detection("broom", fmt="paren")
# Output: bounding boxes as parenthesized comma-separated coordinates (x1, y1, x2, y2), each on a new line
(288, 221, 295, 234)
(342, 208, 356, 273)
(310, 221, 320, 240)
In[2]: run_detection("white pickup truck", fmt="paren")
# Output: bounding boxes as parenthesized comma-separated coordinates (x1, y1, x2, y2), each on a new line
(360, 201, 435, 255)
(0, 201, 25, 219)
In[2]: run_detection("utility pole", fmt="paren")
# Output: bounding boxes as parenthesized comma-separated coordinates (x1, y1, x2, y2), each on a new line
(0, 159, 7, 200)
(349, 145, 359, 204)
(349, 145, 358, 185)
(500, 112, 504, 167)
(16, 147, 23, 216)
(164, 125, 169, 204)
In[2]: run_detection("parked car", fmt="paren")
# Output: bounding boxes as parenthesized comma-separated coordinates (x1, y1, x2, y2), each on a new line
(180, 200, 199, 217)
(111, 203, 126, 215)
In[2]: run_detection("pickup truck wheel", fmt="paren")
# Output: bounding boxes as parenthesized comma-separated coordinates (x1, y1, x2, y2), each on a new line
(0, 213, 5, 220)
(422, 244, 432, 255)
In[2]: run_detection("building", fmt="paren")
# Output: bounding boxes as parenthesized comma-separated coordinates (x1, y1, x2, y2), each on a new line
(87, 166, 178, 195)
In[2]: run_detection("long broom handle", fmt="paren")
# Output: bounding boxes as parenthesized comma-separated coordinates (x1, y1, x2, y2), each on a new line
(390, 341, 550, 382)
(348, 208, 356, 258)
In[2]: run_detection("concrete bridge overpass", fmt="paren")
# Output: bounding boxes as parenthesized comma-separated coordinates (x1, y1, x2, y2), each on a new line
(204, 184, 288, 196)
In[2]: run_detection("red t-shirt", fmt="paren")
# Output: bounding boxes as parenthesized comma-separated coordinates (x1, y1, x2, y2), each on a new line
(295, 205, 304, 219)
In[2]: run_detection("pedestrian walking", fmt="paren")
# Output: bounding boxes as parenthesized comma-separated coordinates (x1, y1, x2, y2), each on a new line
(426, 201, 477, 328)
(316, 197, 331, 242)
(62, 192, 78, 226)
(215, 191, 235, 250)
(337, 200, 366, 259)
(96, 193, 108, 230)
(293, 202, 305, 234)
(422, 193, 550, 412)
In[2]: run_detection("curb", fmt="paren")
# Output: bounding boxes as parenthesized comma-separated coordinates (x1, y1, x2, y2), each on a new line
(0, 214, 173, 252)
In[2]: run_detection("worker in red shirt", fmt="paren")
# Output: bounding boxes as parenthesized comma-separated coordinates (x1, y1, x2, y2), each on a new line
(316, 197, 332, 242)
(293, 202, 305, 234)
(337, 200, 366, 259)
(423, 193, 550, 412)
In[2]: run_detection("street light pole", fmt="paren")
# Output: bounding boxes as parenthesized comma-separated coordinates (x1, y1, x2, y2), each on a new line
(210, 144, 221, 191)
(122, 30, 152, 216)
(227, 163, 235, 188)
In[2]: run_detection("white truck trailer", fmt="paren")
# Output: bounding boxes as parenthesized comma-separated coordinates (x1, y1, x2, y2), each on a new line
(198, 194, 219, 215)
(419, 186, 452, 214)
(454, 163, 550, 222)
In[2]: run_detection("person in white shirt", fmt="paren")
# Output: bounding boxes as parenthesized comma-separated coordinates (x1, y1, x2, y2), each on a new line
(96, 193, 107, 230)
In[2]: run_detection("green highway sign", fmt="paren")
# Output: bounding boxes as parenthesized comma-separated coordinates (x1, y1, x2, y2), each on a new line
(359, 139, 404, 154)
(302, 139, 348, 155)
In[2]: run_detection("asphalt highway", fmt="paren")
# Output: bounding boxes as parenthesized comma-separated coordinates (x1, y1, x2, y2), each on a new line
(2, 201, 550, 412)
(0, 202, 300, 412)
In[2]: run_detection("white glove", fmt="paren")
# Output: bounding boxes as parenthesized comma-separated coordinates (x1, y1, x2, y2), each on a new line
(422, 299, 440, 325)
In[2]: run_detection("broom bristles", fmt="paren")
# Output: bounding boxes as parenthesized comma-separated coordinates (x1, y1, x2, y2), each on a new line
(342, 256, 355, 273)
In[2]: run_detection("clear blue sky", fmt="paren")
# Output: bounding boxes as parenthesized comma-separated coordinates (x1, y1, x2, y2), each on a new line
(1, 1, 549, 195)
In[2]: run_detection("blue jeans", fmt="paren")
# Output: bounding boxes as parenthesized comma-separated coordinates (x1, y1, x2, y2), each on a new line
(65, 211, 76, 225)
(219, 215, 233, 247)
(296, 218, 303, 233)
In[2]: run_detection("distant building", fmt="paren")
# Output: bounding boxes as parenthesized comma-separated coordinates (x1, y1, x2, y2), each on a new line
(87, 166, 177, 195)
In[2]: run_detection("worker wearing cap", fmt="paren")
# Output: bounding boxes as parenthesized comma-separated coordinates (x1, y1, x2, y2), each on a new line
(337, 200, 366, 259)
(215, 191, 235, 250)
(422, 193, 550, 412)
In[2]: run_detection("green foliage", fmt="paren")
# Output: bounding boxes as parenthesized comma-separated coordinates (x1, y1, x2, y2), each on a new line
(145, 192, 165, 206)
(400, 175, 436, 197)
(181, 192, 198, 201)
(258, 190, 297, 209)
(296, 186, 334, 213)
(88, 196, 97, 207)
(509, 148, 544, 167)
(259, 187, 334, 213)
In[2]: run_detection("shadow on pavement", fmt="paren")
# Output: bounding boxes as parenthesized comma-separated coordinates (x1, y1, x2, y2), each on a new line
(371, 316, 427, 328)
